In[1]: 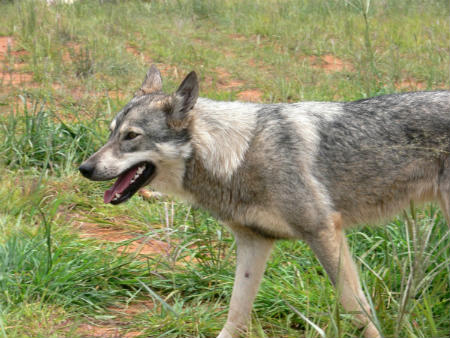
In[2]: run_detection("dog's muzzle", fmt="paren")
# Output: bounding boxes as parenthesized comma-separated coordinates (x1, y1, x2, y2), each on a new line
(78, 161, 156, 204)
(104, 162, 156, 204)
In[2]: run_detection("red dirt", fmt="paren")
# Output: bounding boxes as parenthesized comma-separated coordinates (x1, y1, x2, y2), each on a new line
(395, 79, 426, 90)
(125, 42, 179, 79)
(215, 66, 244, 90)
(247, 58, 273, 72)
(76, 323, 142, 338)
(237, 89, 263, 102)
(0, 36, 34, 87)
(126, 44, 141, 57)
(62, 42, 82, 62)
(221, 80, 244, 89)
(1, 72, 33, 86)
(109, 300, 155, 316)
(321, 54, 353, 73)
(75, 300, 154, 337)
(215, 67, 231, 79)
(0, 36, 12, 56)
(223, 49, 236, 59)
(307, 54, 353, 73)
(77, 222, 170, 256)
(228, 33, 247, 41)
(0, 36, 27, 59)
(107, 89, 126, 100)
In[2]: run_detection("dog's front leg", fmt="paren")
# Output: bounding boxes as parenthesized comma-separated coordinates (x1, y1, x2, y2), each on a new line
(218, 225, 275, 338)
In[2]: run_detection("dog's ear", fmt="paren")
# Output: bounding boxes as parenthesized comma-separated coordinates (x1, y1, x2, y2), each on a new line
(135, 65, 162, 96)
(175, 71, 199, 113)
(167, 71, 199, 129)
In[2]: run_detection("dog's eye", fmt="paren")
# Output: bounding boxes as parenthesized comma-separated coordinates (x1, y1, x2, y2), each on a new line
(124, 131, 140, 140)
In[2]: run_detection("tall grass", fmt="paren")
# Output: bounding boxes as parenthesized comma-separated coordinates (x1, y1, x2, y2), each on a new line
(0, 173, 149, 308)
(0, 97, 102, 176)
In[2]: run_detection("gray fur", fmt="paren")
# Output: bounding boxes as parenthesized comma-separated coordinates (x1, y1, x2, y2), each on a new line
(318, 92, 450, 226)
(80, 67, 450, 338)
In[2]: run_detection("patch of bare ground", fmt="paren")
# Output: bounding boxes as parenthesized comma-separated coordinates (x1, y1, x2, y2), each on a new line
(50, 181, 169, 258)
(308, 54, 354, 73)
(59, 84, 99, 101)
(76, 323, 142, 338)
(106, 89, 126, 100)
(237, 89, 263, 102)
(247, 58, 271, 72)
(0, 36, 27, 63)
(125, 42, 180, 79)
(0, 36, 34, 88)
(62, 41, 82, 62)
(75, 300, 154, 338)
(125, 43, 141, 58)
(213, 58, 265, 102)
(228, 33, 247, 41)
(395, 78, 426, 90)
(109, 300, 155, 317)
(76, 221, 171, 256)
(215, 66, 244, 90)
(0, 38, 99, 118)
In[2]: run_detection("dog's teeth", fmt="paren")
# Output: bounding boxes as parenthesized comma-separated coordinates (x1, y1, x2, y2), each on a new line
(113, 193, 121, 200)
(132, 172, 140, 182)
(137, 166, 145, 174)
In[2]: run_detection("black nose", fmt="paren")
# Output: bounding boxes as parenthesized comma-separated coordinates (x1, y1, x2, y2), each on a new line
(79, 162, 94, 179)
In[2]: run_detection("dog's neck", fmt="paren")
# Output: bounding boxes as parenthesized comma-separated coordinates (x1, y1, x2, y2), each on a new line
(187, 98, 259, 180)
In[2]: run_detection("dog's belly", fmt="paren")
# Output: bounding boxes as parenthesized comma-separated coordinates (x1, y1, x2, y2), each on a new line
(326, 161, 441, 227)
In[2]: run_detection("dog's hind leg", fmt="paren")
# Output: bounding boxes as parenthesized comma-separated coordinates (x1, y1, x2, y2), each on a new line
(217, 225, 275, 338)
(438, 160, 450, 227)
(438, 158, 450, 225)
(438, 192, 450, 224)
(304, 214, 381, 338)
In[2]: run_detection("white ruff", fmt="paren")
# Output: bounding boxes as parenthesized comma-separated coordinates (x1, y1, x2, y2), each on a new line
(190, 98, 259, 180)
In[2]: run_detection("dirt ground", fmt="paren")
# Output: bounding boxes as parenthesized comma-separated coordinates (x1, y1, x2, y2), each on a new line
(0, 36, 33, 87)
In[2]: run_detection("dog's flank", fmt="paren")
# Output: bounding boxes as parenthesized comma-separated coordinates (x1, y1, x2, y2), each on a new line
(79, 66, 450, 338)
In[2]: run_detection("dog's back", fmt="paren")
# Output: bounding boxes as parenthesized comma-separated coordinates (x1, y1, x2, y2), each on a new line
(314, 91, 450, 225)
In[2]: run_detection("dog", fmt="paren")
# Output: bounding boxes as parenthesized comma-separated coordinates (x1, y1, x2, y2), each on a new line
(79, 65, 450, 338)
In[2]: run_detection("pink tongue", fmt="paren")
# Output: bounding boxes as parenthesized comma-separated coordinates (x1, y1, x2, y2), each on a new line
(104, 165, 140, 203)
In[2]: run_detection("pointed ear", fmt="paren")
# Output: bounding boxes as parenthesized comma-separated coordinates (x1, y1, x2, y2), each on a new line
(166, 71, 198, 130)
(173, 71, 199, 118)
(135, 65, 162, 96)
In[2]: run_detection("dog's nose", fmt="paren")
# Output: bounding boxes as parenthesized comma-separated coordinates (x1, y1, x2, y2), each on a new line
(78, 162, 94, 179)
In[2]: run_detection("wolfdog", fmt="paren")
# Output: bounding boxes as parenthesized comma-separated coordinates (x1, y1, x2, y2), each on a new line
(79, 65, 450, 338)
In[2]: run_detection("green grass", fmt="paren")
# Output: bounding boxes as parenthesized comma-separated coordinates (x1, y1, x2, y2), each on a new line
(0, 97, 102, 176)
(0, 0, 449, 337)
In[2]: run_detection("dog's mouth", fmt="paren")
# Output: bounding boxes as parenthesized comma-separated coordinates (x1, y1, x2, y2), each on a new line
(104, 162, 156, 205)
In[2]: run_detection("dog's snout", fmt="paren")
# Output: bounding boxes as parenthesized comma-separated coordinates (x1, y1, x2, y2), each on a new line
(79, 162, 95, 179)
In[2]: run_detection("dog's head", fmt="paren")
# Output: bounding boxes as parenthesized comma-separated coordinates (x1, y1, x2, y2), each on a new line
(79, 65, 198, 204)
